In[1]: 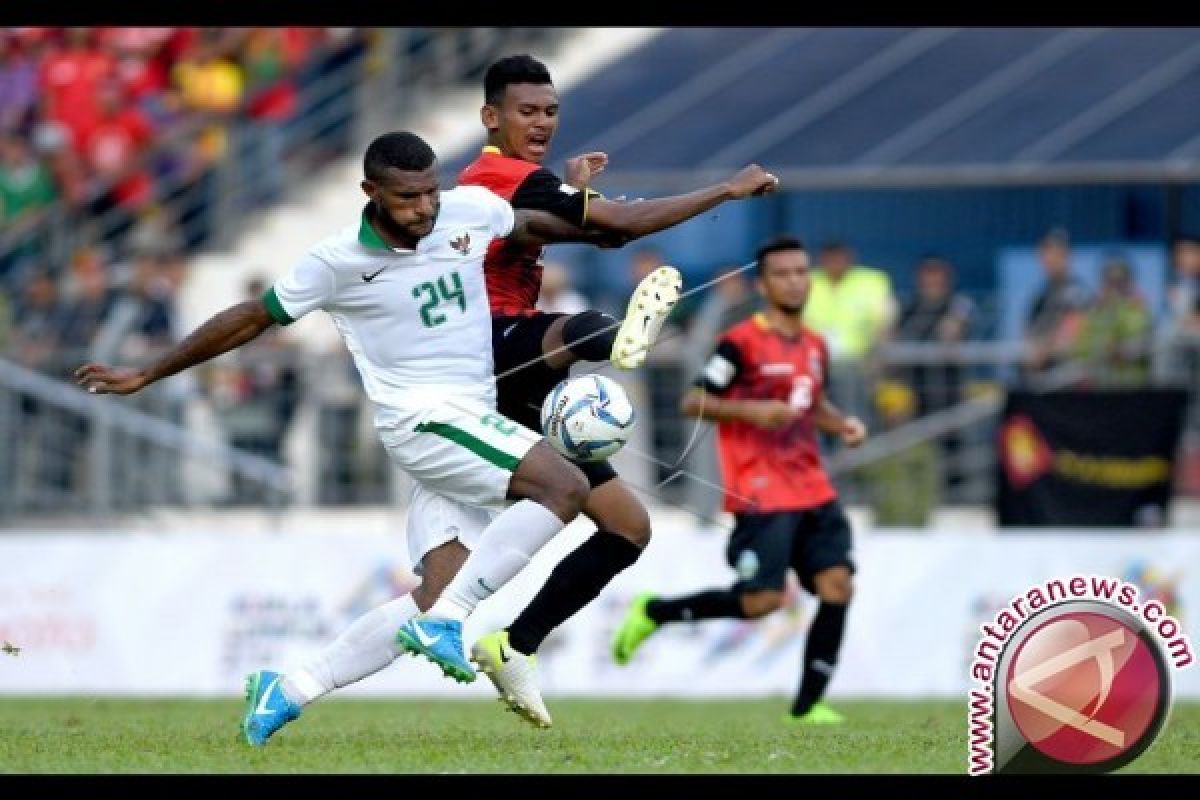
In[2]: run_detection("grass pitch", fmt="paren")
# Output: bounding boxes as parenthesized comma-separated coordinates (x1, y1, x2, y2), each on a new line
(0, 698, 1197, 773)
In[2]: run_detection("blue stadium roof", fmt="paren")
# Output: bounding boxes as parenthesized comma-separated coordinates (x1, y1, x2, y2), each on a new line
(447, 27, 1200, 189)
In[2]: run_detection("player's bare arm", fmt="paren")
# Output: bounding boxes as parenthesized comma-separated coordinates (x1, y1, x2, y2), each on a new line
(583, 165, 779, 237)
(507, 208, 629, 249)
(812, 395, 868, 447)
(679, 386, 798, 430)
(75, 300, 276, 395)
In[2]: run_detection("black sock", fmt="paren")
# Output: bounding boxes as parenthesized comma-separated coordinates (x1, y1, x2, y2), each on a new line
(647, 589, 747, 624)
(507, 531, 642, 655)
(792, 602, 849, 716)
(562, 310, 619, 362)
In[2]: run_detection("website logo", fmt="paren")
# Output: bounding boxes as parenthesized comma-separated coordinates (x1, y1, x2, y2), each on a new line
(968, 576, 1192, 774)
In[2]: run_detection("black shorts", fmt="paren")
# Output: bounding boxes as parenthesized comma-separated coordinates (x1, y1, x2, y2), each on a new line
(492, 312, 617, 490)
(726, 500, 856, 595)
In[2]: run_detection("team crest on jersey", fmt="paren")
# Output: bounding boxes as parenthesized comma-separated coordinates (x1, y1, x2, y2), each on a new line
(450, 232, 471, 255)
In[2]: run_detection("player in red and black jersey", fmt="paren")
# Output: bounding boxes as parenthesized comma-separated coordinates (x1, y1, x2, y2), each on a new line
(612, 236, 868, 726)
(457, 55, 779, 727)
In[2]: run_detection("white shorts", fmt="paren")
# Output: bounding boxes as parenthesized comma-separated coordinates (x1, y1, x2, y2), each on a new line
(404, 482, 497, 570)
(377, 391, 541, 512)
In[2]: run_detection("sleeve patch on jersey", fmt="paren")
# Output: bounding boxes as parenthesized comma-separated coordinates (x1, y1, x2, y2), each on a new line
(704, 354, 736, 389)
(558, 184, 580, 195)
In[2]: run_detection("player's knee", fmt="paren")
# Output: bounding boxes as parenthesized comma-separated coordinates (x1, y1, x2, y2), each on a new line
(563, 310, 619, 362)
(545, 462, 589, 518)
(624, 514, 652, 549)
(603, 504, 652, 549)
(817, 573, 854, 605)
(740, 589, 785, 618)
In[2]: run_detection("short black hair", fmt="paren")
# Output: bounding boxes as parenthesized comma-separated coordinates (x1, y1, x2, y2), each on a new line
(485, 54, 553, 105)
(755, 236, 806, 274)
(363, 131, 436, 183)
(819, 239, 851, 255)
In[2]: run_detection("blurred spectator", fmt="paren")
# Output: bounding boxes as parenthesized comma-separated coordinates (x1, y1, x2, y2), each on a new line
(80, 79, 155, 215)
(857, 381, 939, 528)
(0, 34, 39, 133)
(241, 29, 300, 207)
(0, 132, 57, 226)
(1072, 254, 1152, 388)
(892, 255, 975, 415)
(126, 203, 185, 261)
(0, 284, 12, 353)
(60, 247, 115, 353)
(173, 31, 244, 165)
(1023, 227, 1089, 380)
(11, 272, 75, 491)
(1166, 234, 1200, 337)
(38, 28, 113, 153)
(628, 246, 662, 287)
(536, 261, 588, 314)
(691, 265, 755, 338)
(104, 250, 177, 364)
(173, 31, 244, 115)
(103, 27, 172, 103)
(209, 276, 301, 504)
(803, 239, 895, 424)
(12, 272, 65, 370)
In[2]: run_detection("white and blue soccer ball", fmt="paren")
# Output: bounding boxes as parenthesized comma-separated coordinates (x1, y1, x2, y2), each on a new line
(540, 374, 636, 462)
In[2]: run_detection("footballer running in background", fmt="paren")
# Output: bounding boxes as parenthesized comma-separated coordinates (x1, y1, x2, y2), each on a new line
(612, 235, 867, 726)
(452, 54, 779, 727)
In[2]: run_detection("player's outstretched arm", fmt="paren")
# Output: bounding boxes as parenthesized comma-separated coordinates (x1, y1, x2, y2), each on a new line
(679, 387, 798, 430)
(508, 208, 630, 249)
(75, 300, 276, 395)
(584, 165, 779, 238)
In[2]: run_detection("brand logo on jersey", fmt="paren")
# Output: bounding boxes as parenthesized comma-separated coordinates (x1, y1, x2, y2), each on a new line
(760, 362, 795, 376)
(361, 265, 387, 282)
(450, 232, 471, 256)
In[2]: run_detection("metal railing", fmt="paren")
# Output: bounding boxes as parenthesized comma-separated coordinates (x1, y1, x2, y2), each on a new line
(0, 356, 292, 521)
(0, 331, 1193, 520)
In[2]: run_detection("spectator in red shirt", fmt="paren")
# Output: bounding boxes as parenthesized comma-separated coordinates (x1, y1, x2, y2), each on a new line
(38, 28, 113, 153)
(81, 79, 154, 211)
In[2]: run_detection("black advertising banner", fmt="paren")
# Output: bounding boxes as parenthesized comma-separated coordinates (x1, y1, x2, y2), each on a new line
(996, 389, 1190, 527)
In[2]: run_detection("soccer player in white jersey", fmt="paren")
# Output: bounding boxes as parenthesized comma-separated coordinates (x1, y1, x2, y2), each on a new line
(74, 131, 639, 747)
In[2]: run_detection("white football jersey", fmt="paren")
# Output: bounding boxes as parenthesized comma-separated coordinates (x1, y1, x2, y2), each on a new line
(265, 185, 514, 426)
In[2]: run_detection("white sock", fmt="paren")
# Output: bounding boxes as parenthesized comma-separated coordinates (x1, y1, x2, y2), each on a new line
(282, 594, 419, 705)
(428, 499, 565, 621)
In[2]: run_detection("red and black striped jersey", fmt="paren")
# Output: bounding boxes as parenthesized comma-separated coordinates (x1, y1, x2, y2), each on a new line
(698, 313, 837, 514)
(458, 146, 594, 316)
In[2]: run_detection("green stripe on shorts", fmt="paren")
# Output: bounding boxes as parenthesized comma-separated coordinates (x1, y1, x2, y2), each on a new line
(414, 421, 522, 472)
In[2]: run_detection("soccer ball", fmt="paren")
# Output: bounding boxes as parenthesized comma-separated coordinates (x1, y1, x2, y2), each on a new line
(540, 374, 636, 462)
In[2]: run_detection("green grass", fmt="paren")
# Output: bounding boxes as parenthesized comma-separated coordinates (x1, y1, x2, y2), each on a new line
(0, 698, 1197, 773)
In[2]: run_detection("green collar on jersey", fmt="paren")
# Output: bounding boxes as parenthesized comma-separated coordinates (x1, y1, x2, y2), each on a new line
(357, 207, 390, 250)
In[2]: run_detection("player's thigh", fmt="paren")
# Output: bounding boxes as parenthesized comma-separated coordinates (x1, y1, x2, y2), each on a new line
(380, 396, 541, 511)
(792, 500, 857, 597)
(583, 475, 651, 547)
(405, 481, 497, 572)
(493, 313, 570, 429)
(726, 512, 798, 592)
